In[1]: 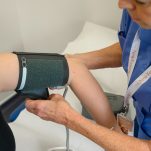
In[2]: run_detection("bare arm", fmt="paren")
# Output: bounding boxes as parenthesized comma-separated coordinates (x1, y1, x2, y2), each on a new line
(64, 42, 122, 128)
(26, 94, 151, 151)
(69, 110, 151, 151)
(0, 53, 19, 91)
(70, 42, 122, 69)
(67, 57, 116, 128)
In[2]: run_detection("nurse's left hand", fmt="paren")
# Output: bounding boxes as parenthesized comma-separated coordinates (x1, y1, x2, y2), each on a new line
(25, 94, 75, 126)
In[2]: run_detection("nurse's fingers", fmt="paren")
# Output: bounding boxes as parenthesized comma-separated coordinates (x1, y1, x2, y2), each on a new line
(26, 99, 54, 121)
(25, 99, 47, 115)
(25, 98, 63, 122)
(25, 95, 72, 124)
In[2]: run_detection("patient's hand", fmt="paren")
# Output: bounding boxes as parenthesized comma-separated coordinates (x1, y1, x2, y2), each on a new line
(25, 94, 76, 126)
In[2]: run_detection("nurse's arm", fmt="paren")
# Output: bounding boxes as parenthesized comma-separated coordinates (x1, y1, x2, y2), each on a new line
(68, 112, 151, 151)
(26, 95, 151, 151)
(67, 42, 122, 69)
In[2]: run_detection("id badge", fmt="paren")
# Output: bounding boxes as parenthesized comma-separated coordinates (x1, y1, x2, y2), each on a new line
(117, 113, 133, 135)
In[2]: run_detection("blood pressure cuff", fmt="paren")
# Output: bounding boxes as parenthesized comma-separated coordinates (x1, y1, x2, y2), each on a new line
(14, 52, 69, 91)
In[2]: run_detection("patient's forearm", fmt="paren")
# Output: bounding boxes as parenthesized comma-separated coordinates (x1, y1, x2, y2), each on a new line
(72, 42, 122, 69)
(67, 58, 116, 128)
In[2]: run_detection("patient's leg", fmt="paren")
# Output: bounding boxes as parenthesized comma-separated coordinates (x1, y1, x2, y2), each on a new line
(66, 57, 116, 129)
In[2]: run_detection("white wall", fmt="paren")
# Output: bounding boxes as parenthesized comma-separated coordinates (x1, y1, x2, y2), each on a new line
(84, 0, 122, 30)
(0, 0, 23, 103)
(15, 0, 121, 52)
(0, 0, 23, 51)
(15, 0, 86, 52)
(0, 0, 122, 52)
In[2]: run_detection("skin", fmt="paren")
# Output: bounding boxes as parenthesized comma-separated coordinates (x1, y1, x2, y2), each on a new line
(67, 57, 116, 128)
(118, 0, 151, 29)
(26, 95, 151, 151)
(0, 53, 19, 91)
(25, 0, 151, 150)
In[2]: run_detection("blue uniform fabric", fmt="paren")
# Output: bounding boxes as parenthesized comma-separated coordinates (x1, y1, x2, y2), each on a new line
(118, 9, 151, 140)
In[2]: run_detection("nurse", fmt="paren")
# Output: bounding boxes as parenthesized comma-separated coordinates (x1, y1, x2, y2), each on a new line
(26, 0, 151, 150)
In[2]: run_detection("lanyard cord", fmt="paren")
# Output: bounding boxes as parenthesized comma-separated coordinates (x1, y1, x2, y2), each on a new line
(124, 29, 151, 107)
(127, 30, 140, 81)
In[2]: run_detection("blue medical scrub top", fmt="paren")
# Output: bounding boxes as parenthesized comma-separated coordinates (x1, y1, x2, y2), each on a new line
(118, 10, 151, 140)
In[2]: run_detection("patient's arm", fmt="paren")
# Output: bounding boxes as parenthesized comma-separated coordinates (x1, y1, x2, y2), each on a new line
(65, 42, 122, 128)
(0, 52, 116, 128)
(67, 57, 116, 128)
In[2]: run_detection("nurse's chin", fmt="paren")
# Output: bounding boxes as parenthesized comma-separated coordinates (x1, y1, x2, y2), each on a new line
(134, 20, 151, 29)
(140, 23, 151, 29)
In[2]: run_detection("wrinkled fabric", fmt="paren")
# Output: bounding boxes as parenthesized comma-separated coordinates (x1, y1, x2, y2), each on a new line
(118, 10, 151, 140)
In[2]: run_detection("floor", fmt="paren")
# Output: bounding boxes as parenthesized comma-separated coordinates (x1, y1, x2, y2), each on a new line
(9, 109, 104, 151)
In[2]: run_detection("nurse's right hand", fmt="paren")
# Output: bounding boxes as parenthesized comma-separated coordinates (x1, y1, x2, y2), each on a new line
(25, 94, 77, 126)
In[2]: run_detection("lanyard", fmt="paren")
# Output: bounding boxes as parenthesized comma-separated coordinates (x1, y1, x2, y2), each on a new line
(124, 29, 151, 107)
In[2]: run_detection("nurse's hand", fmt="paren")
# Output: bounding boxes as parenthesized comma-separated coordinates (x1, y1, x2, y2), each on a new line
(25, 94, 75, 126)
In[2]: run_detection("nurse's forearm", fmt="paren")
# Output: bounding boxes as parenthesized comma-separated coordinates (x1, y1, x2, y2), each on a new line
(72, 42, 122, 69)
(67, 112, 150, 151)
